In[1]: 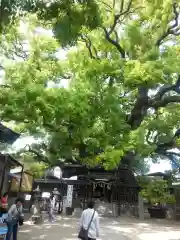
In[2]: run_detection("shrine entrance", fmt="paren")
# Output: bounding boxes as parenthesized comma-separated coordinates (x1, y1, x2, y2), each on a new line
(85, 180, 113, 202)
(34, 165, 139, 217)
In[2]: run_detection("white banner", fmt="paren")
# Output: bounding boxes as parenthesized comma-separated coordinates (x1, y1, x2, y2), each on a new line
(66, 185, 73, 207)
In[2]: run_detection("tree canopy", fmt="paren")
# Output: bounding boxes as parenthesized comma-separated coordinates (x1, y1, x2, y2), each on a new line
(0, 0, 180, 172)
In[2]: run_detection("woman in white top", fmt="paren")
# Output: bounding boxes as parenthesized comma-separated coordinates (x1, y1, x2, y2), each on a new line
(79, 201, 100, 240)
(48, 195, 56, 222)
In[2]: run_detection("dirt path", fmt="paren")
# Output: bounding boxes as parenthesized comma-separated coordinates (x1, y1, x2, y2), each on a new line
(18, 216, 180, 240)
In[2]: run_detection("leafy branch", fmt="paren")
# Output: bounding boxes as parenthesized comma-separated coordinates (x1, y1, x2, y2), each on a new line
(140, 179, 175, 204)
(23, 144, 51, 165)
(109, 0, 132, 35)
(156, 2, 180, 46)
(79, 34, 99, 59)
(101, 0, 133, 58)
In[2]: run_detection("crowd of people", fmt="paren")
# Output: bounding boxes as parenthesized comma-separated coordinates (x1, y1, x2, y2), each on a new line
(0, 193, 24, 240)
(0, 192, 100, 240)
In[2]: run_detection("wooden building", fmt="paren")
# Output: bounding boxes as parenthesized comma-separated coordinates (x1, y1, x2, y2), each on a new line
(0, 123, 21, 196)
(34, 164, 139, 216)
(0, 154, 24, 197)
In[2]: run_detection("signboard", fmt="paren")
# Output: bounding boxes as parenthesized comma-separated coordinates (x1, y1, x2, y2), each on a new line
(66, 185, 73, 207)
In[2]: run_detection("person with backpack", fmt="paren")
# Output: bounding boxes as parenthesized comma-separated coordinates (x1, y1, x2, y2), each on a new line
(78, 201, 100, 240)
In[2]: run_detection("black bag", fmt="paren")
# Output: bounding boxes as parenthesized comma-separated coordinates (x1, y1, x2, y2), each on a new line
(18, 215, 24, 226)
(17, 207, 24, 226)
(78, 210, 95, 240)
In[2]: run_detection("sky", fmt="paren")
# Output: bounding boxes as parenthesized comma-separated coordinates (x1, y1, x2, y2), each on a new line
(0, 21, 175, 174)
(149, 160, 171, 173)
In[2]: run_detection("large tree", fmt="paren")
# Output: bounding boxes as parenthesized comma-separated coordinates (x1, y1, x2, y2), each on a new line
(0, 0, 180, 171)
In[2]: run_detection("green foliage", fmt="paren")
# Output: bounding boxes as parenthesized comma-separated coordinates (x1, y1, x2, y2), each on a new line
(0, 0, 101, 46)
(27, 162, 48, 178)
(0, 0, 180, 171)
(136, 176, 151, 188)
(140, 179, 176, 204)
(14, 153, 48, 178)
(48, 1, 101, 46)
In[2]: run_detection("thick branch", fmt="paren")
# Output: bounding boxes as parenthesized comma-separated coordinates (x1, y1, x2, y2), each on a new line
(155, 141, 175, 155)
(24, 144, 51, 165)
(149, 95, 180, 108)
(155, 85, 177, 99)
(166, 151, 180, 158)
(155, 129, 180, 158)
(154, 75, 180, 99)
(0, 84, 11, 88)
(103, 27, 126, 58)
(147, 75, 180, 110)
(127, 87, 149, 129)
(125, 76, 180, 129)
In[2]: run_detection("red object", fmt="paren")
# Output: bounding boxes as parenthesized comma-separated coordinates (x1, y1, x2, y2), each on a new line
(0, 197, 8, 208)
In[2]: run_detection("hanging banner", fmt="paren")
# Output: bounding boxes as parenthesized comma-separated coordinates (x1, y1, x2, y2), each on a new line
(10, 172, 33, 192)
(20, 172, 33, 192)
(66, 185, 73, 207)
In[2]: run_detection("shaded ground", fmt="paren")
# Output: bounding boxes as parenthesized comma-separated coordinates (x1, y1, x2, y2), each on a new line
(18, 215, 180, 240)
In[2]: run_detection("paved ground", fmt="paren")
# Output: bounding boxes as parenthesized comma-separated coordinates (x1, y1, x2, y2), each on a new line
(18, 215, 180, 240)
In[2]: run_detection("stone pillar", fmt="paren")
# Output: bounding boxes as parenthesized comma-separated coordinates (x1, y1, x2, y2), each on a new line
(138, 193, 144, 220)
(62, 196, 67, 214)
(112, 202, 118, 217)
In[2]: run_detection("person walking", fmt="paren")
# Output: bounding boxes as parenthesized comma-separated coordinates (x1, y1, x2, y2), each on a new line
(48, 195, 56, 223)
(79, 201, 100, 240)
(6, 197, 24, 240)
